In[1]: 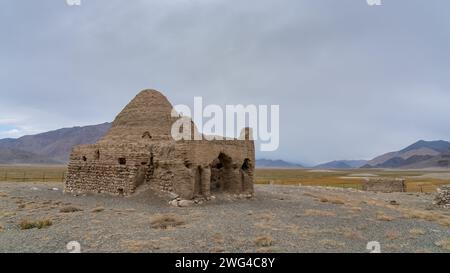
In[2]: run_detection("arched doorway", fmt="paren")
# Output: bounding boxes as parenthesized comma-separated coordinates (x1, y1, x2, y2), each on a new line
(240, 158, 253, 193)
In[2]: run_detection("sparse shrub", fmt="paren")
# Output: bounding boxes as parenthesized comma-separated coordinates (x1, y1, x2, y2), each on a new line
(150, 213, 184, 229)
(35, 219, 52, 229)
(20, 220, 35, 230)
(254, 235, 273, 247)
(19, 219, 52, 230)
(59, 206, 83, 213)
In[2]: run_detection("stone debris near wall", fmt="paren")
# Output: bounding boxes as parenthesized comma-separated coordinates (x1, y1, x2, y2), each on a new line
(434, 185, 450, 208)
(362, 178, 406, 193)
(64, 89, 255, 203)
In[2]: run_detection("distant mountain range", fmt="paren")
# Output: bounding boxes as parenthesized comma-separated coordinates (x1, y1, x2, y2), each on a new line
(312, 140, 450, 170)
(313, 160, 368, 169)
(0, 123, 111, 164)
(0, 123, 449, 170)
(0, 148, 61, 165)
(362, 140, 450, 169)
(255, 159, 303, 169)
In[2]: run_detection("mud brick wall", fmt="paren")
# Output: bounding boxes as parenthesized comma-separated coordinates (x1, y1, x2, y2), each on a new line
(64, 143, 153, 195)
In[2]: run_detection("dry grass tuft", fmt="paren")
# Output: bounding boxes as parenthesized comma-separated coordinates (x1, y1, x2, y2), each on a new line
(258, 212, 275, 222)
(434, 238, 450, 251)
(385, 229, 401, 240)
(150, 213, 184, 229)
(256, 247, 276, 253)
(400, 208, 450, 227)
(409, 228, 426, 236)
(384, 243, 401, 252)
(212, 233, 225, 244)
(319, 239, 345, 249)
(302, 192, 318, 198)
(348, 207, 363, 213)
(254, 235, 273, 247)
(91, 206, 105, 213)
(122, 240, 160, 252)
(338, 227, 364, 240)
(403, 210, 438, 221)
(19, 219, 52, 230)
(211, 246, 225, 253)
(437, 218, 450, 227)
(59, 206, 83, 213)
(0, 192, 8, 197)
(376, 212, 394, 221)
(318, 195, 346, 205)
(304, 209, 336, 217)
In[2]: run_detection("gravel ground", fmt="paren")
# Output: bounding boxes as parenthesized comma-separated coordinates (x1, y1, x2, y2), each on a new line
(0, 182, 449, 253)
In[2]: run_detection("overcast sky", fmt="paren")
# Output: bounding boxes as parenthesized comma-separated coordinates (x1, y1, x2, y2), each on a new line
(1, 0, 450, 165)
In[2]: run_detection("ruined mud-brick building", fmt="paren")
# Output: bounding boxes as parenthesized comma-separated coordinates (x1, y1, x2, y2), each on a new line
(362, 178, 406, 193)
(434, 185, 450, 208)
(64, 89, 255, 199)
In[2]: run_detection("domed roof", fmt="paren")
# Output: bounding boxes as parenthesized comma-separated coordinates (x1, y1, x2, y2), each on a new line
(99, 89, 178, 143)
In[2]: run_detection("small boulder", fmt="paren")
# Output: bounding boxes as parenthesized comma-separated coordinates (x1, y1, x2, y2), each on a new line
(177, 200, 194, 207)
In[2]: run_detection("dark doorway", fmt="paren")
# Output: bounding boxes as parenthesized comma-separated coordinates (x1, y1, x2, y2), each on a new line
(210, 153, 233, 193)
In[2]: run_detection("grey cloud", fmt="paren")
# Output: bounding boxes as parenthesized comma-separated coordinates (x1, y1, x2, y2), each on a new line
(1, 0, 450, 164)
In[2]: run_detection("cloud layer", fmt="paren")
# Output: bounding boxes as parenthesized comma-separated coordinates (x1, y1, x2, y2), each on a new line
(1, 0, 450, 164)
